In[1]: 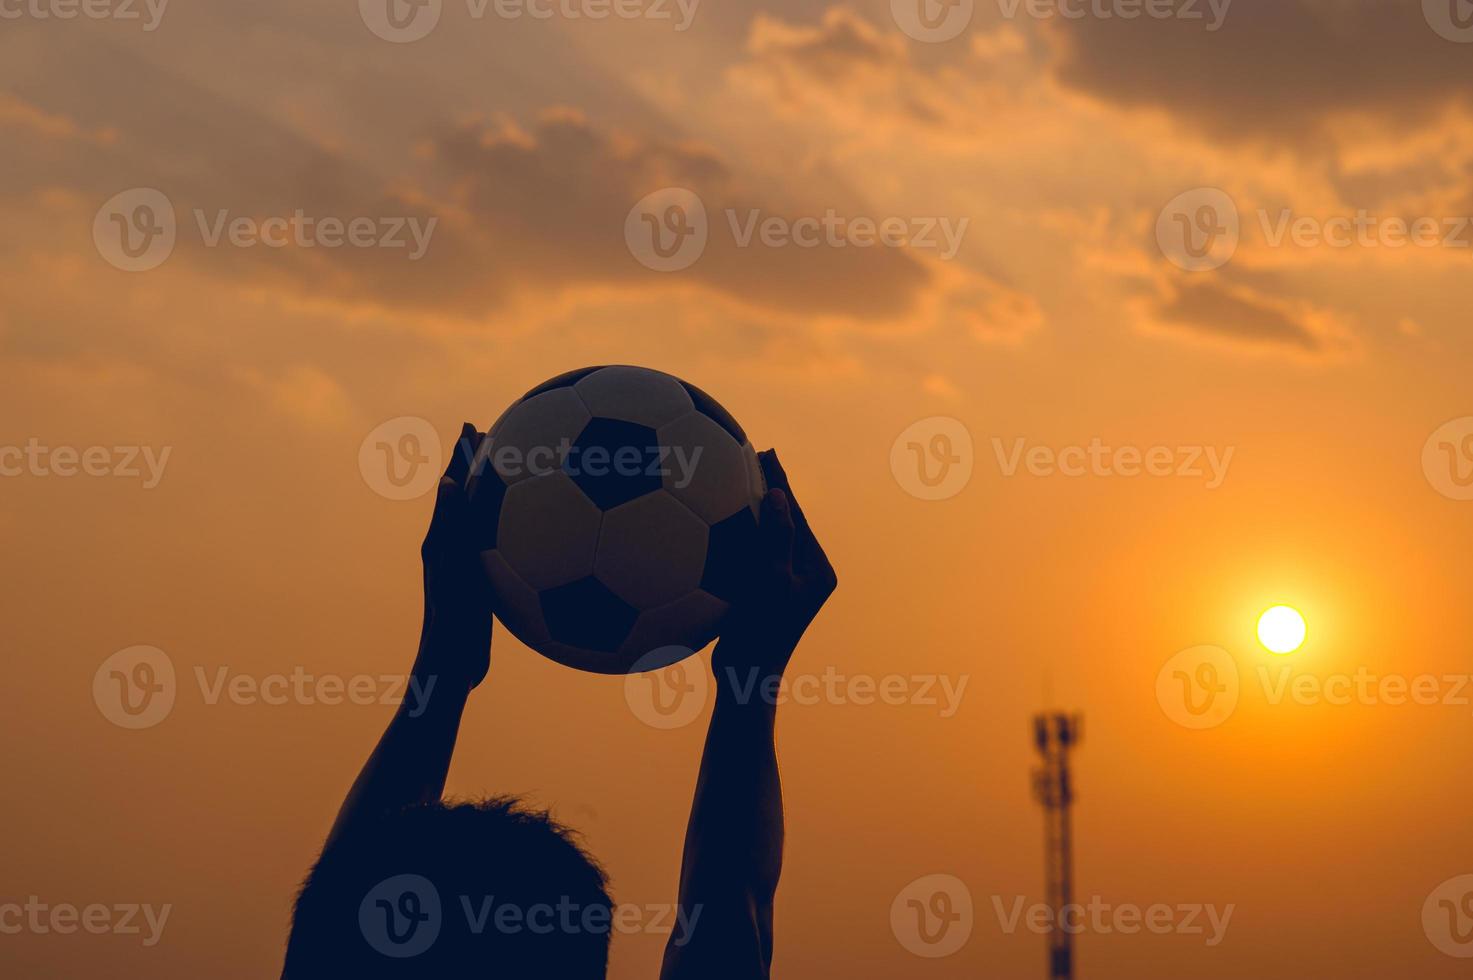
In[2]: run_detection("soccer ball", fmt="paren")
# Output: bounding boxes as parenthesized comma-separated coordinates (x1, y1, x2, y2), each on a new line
(466, 366, 765, 674)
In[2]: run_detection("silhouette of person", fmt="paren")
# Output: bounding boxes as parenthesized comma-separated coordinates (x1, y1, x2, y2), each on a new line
(282, 423, 837, 979)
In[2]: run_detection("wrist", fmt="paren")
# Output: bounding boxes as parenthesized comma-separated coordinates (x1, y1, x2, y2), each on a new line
(711, 659, 785, 716)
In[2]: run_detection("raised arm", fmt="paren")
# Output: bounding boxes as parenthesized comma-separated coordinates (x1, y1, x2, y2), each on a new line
(325, 423, 493, 847)
(661, 450, 837, 980)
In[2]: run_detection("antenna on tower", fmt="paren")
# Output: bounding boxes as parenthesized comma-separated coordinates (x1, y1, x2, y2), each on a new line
(1032, 712, 1082, 980)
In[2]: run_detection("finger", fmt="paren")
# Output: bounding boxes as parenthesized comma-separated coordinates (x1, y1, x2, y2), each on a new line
(761, 449, 831, 573)
(756, 487, 795, 574)
(759, 450, 812, 534)
(425, 475, 472, 551)
(444, 422, 480, 485)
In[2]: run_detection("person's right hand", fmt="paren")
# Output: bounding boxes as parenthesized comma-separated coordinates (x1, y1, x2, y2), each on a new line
(714, 450, 838, 683)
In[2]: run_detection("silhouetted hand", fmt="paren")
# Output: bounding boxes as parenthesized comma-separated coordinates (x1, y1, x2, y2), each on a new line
(417, 422, 494, 692)
(714, 449, 838, 685)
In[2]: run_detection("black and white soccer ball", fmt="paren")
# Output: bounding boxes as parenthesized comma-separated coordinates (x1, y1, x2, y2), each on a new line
(466, 366, 765, 674)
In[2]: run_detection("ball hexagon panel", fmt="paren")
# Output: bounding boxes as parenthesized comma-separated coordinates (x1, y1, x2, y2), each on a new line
(656, 410, 754, 525)
(679, 379, 747, 444)
(594, 491, 709, 611)
(497, 472, 603, 591)
(490, 387, 591, 485)
(700, 506, 760, 603)
(465, 462, 509, 551)
(520, 366, 604, 401)
(565, 416, 663, 511)
(539, 575, 640, 654)
(619, 589, 730, 664)
(574, 366, 694, 429)
(481, 550, 550, 649)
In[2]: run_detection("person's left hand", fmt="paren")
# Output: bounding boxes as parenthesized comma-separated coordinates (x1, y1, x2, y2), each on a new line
(417, 422, 494, 691)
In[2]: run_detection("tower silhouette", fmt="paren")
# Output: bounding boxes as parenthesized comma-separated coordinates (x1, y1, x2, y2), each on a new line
(1032, 713, 1082, 980)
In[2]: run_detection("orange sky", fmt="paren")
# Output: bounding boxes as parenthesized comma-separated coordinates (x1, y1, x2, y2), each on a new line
(4, 1, 1473, 977)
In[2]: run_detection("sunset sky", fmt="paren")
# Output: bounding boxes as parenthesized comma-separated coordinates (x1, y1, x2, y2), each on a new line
(4, 0, 1473, 976)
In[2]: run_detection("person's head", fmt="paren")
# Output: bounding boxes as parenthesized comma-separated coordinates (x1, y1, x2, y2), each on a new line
(284, 797, 612, 978)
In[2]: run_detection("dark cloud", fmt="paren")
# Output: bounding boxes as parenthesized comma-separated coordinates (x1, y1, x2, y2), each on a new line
(1046, 0, 1472, 143)
(1, 23, 937, 324)
(1149, 276, 1339, 352)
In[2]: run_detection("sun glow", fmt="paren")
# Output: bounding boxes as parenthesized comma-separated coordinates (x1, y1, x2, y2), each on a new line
(1257, 605, 1307, 655)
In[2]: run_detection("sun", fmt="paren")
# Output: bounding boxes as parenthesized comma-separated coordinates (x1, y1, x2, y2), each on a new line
(1257, 605, 1307, 655)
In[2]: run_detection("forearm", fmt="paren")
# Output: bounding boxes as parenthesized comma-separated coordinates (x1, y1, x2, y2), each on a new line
(662, 658, 788, 978)
(325, 623, 475, 847)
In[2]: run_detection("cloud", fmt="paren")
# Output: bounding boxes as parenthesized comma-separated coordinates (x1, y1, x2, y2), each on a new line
(1135, 275, 1353, 356)
(0, 94, 117, 145)
(1044, 0, 1473, 145)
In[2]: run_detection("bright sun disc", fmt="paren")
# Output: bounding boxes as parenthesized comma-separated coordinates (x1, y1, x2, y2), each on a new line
(1258, 605, 1307, 654)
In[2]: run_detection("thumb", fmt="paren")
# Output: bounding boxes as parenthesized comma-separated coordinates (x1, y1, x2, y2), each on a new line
(757, 488, 795, 573)
(425, 476, 469, 550)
